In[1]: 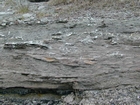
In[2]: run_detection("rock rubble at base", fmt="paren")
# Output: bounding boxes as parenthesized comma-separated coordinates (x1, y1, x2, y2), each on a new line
(0, 86, 139, 105)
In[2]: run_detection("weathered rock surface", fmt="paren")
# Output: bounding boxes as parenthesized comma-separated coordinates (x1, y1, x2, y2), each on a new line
(0, 0, 140, 104)
(0, 19, 139, 90)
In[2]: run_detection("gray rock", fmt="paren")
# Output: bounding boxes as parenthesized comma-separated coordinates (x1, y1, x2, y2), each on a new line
(0, 19, 8, 26)
(62, 93, 76, 104)
(52, 36, 62, 40)
(0, 33, 5, 37)
(4, 42, 27, 49)
(0, 12, 14, 15)
(38, 6, 45, 10)
(80, 35, 93, 44)
(64, 23, 77, 28)
(40, 17, 49, 23)
(51, 31, 62, 36)
(3, 41, 48, 50)
(56, 19, 68, 23)
(22, 13, 33, 18)
(1, 22, 7, 26)
(7, 17, 14, 22)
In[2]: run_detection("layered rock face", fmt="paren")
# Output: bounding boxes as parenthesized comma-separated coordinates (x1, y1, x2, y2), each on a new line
(0, 0, 140, 104)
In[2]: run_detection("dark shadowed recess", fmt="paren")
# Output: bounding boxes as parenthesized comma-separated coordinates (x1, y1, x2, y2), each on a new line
(28, 0, 49, 2)
(0, 87, 73, 95)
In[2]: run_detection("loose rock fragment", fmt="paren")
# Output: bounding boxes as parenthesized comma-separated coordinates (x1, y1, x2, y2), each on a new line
(52, 36, 62, 40)
(56, 19, 68, 23)
(1, 22, 7, 26)
(3, 41, 48, 50)
(0, 34, 5, 37)
(62, 92, 76, 104)
(51, 32, 62, 36)
(3, 43, 27, 49)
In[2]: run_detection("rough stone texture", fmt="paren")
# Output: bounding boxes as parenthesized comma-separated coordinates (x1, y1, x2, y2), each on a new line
(0, 19, 140, 90)
(0, 0, 140, 104)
